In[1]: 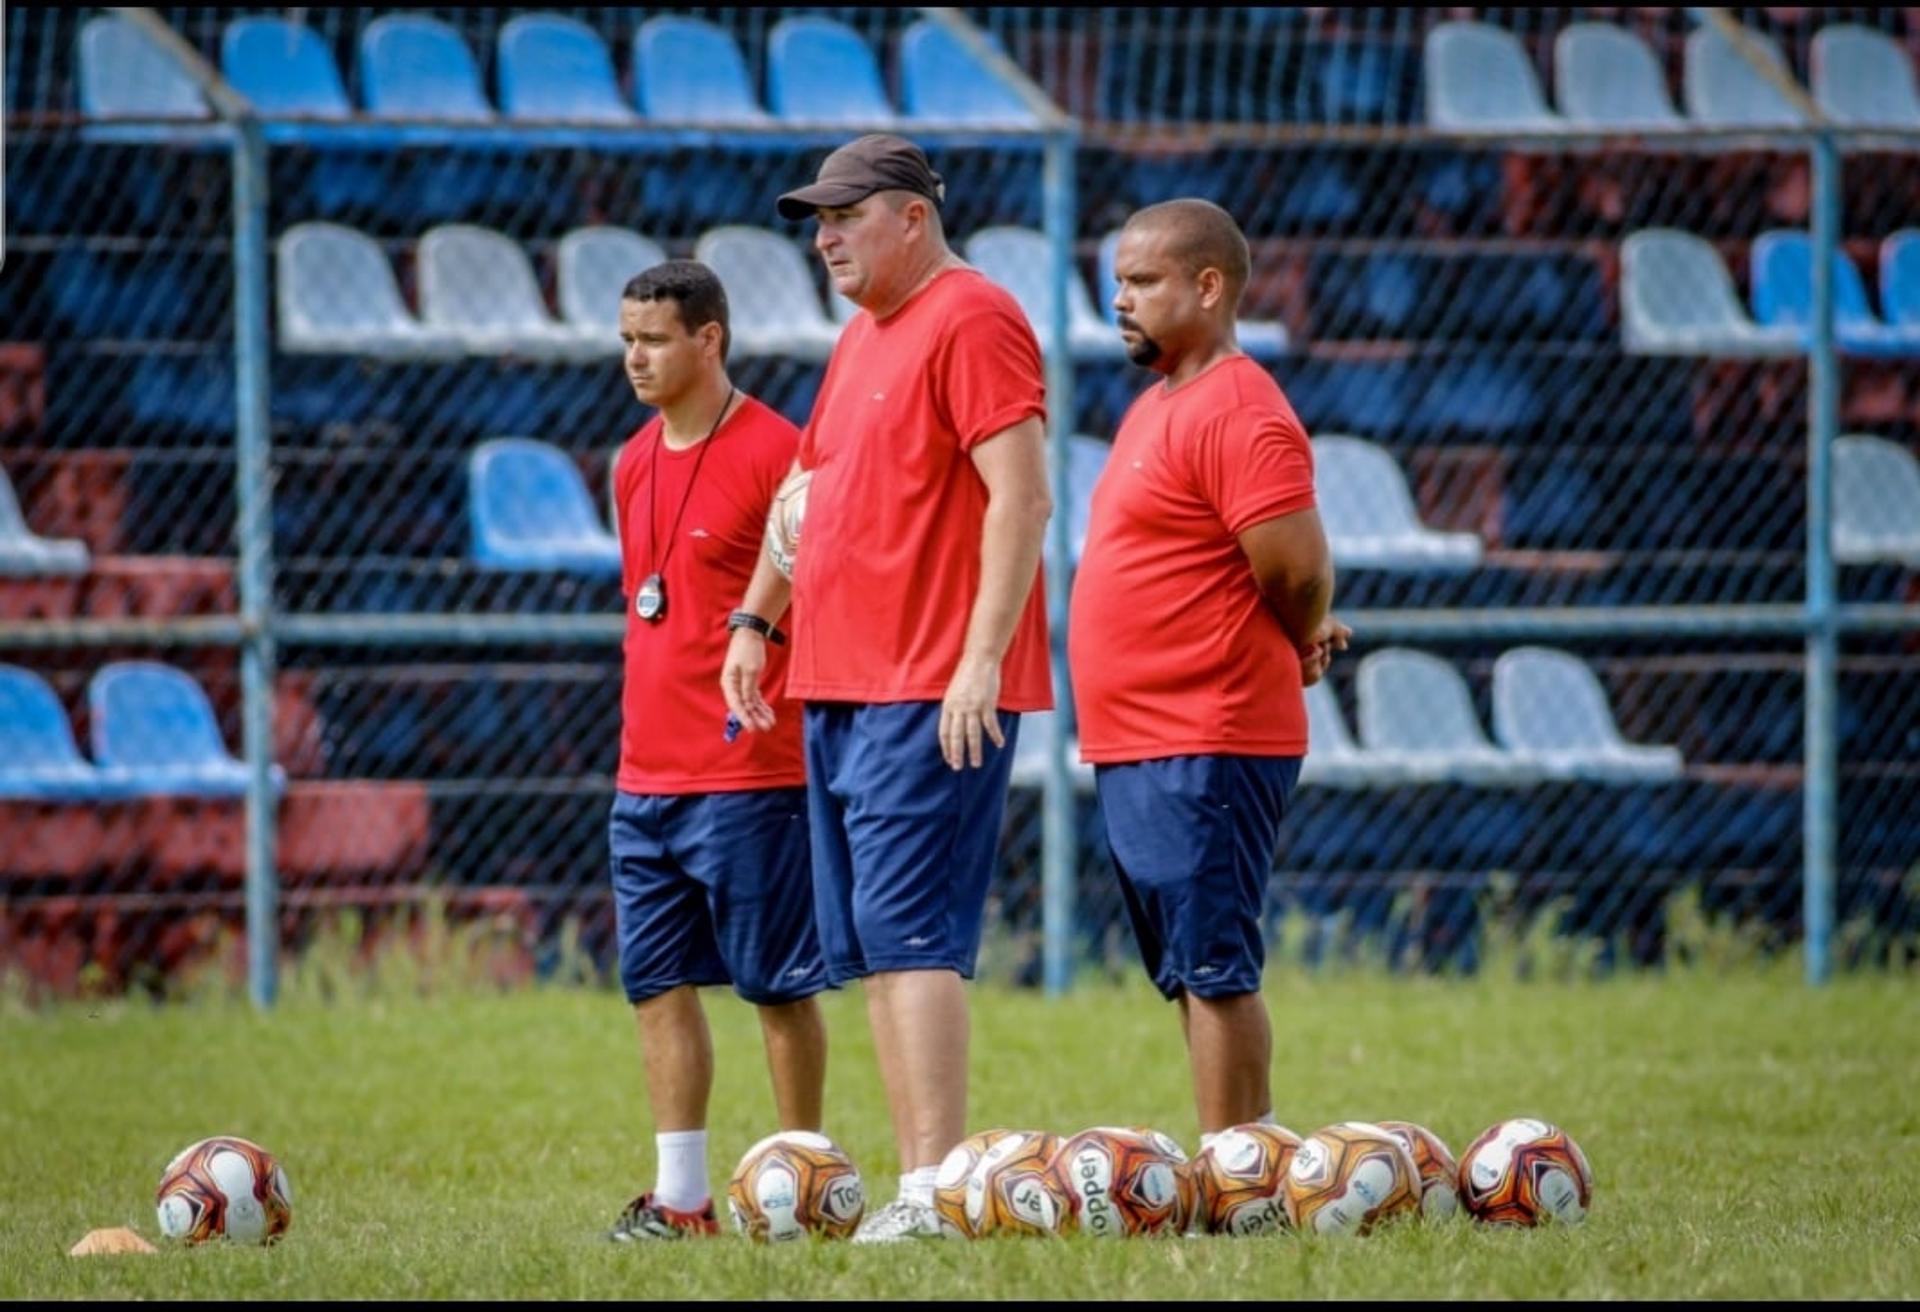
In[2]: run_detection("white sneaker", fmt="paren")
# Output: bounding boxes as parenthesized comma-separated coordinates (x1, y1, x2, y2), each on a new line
(851, 1197, 943, 1244)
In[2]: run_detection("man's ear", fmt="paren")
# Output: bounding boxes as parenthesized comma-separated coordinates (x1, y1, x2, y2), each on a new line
(1196, 266, 1228, 313)
(700, 319, 726, 360)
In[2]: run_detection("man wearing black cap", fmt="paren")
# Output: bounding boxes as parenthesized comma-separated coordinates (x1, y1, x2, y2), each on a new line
(722, 134, 1054, 1242)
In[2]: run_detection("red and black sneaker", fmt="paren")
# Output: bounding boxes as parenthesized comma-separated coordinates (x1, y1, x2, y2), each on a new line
(607, 1192, 721, 1242)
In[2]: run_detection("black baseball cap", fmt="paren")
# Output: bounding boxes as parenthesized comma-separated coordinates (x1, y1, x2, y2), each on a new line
(775, 134, 946, 221)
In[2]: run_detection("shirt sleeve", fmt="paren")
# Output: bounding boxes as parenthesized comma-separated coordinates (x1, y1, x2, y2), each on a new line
(934, 288, 1048, 452)
(1191, 405, 1317, 536)
(612, 435, 638, 596)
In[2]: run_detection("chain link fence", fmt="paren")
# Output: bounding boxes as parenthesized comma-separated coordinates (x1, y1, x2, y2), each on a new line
(3, 6, 1917, 999)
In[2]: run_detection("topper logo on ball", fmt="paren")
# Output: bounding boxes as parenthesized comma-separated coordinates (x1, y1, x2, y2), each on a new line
(1076, 1153, 1119, 1235)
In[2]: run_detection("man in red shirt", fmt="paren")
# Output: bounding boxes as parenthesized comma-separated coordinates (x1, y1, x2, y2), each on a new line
(603, 262, 827, 1241)
(1068, 200, 1351, 1147)
(721, 135, 1053, 1242)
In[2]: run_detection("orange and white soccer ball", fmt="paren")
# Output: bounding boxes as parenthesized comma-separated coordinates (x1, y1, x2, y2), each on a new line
(1282, 1122, 1421, 1236)
(1191, 1123, 1303, 1236)
(154, 1136, 293, 1245)
(764, 469, 810, 580)
(726, 1130, 865, 1243)
(1050, 1127, 1188, 1238)
(1458, 1118, 1593, 1227)
(1378, 1120, 1462, 1220)
(934, 1129, 1064, 1238)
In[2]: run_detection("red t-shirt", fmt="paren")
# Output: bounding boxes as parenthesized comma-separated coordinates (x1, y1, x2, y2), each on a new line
(614, 395, 807, 794)
(1067, 356, 1317, 763)
(788, 267, 1053, 710)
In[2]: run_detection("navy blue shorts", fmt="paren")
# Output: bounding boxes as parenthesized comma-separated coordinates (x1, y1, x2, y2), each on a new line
(804, 702, 1020, 987)
(608, 788, 826, 1006)
(1095, 755, 1302, 1001)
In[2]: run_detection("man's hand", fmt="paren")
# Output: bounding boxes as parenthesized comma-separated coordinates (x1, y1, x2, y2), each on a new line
(1298, 615, 1353, 688)
(721, 629, 777, 732)
(940, 654, 1005, 770)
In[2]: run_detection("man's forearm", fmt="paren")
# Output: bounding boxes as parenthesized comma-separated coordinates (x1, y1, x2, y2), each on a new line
(1263, 563, 1334, 651)
(961, 493, 1049, 664)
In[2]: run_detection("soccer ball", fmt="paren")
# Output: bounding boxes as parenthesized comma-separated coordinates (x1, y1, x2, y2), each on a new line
(154, 1136, 292, 1245)
(726, 1130, 865, 1243)
(935, 1129, 1064, 1238)
(763, 469, 810, 580)
(1191, 1123, 1302, 1236)
(1050, 1127, 1188, 1238)
(1282, 1122, 1420, 1236)
(1378, 1120, 1462, 1220)
(1458, 1118, 1593, 1227)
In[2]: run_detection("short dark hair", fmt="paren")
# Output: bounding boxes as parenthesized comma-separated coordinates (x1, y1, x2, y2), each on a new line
(1123, 199, 1251, 310)
(621, 260, 731, 362)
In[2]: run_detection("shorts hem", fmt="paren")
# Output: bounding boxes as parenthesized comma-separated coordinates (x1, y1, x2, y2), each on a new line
(1163, 973, 1263, 1002)
(826, 955, 975, 986)
(624, 973, 733, 1005)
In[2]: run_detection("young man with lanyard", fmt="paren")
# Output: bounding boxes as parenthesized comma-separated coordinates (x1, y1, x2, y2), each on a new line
(604, 261, 828, 1241)
(721, 135, 1054, 1242)
(1068, 200, 1352, 1146)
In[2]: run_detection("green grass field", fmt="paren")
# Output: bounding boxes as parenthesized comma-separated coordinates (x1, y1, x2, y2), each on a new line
(5, 957, 1918, 1300)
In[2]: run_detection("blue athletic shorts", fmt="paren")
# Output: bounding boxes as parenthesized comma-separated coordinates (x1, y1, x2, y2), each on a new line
(1095, 755, 1302, 1001)
(608, 787, 826, 1006)
(803, 702, 1020, 986)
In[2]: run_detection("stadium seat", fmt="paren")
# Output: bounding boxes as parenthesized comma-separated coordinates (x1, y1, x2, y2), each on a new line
(1095, 231, 1289, 359)
(634, 16, 770, 123)
(1492, 647, 1685, 784)
(1619, 230, 1801, 357)
(1553, 23, 1683, 128)
(469, 439, 622, 575)
(1355, 649, 1541, 786)
(1833, 435, 1920, 566)
(965, 227, 1126, 361)
(1749, 231, 1920, 358)
(1062, 434, 1110, 565)
(418, 225, 608, 358)
(77, 15, 208, 119)
(1007, 710, 1094, 793)
(221, 17, 352, 118)
(556, 228, 670, 338)
(0, 667, 125, 802)
(89, 662, 284, 799)
(1424, 21, 1563, 132)
(1811, 25, 1920, 128)
(1299, 682, 1419, 790)
(1880, 230, 1920, 330)
(0, 465, 90, 577)
(497, 15, 635, 123)
(276, 222, 463, 358)
(358, 15, 495, 119)
(899, 20, 1039, 126)
(1313, 436, 1483, 572)
(1684, 25, 1806, 127)
(767, 16, 896, 125)
(693, 227, 841, 361)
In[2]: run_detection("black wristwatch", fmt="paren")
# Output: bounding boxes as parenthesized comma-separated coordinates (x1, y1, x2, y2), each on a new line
(727, 610, 788, 646)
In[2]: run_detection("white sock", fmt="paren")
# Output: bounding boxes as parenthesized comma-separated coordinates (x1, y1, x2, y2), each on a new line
(899, 1166, 939, 1209)
(653, 1130, 709, 1212)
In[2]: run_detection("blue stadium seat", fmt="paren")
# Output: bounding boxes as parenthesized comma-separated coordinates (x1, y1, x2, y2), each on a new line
(1812, 25, 1920, 128)
(693, 226, 841, 361)
(1356, 649, 1541, 787)
(1880, 230, 1920, 330)
(1750, 231, 1920, 358)
(1834, 435, 1920, 567)
(634, 17, 770, 124)
(1063, 434, 1110, 565)
(89, 662, 283, 799)
(277, 222, 463, 358)
(0, 667, 122, 802)
(556, 228, 670, 338)
(497, 15, 634, 123)
(222, 17, 352, 117)
(1313, 435, 1483, 571)
(767, 16, 896, 125)
(77, 15, 208, 119)
(469, 439, 622, 575)
(1298, 682, 1420, 789)
(0, 463, 89, 577)
(1684, 25, 1806, 127)
(1553, 23, 1682, 128)
(1007, 710, 1094, 793)
(418, 225, 609, 358)
(899, 20, 1038, 126)
(965, 227, 1125, 361)
(1492, 648, 1685, 784)
(359, 15, 495, 119)
(1424, 21, 1563, 131)
(1620, 230, 1800, 357)
(1095, 230, 1289, 358)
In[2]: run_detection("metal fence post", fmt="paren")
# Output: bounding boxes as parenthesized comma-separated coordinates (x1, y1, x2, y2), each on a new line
(1804, 130, 1841, 986)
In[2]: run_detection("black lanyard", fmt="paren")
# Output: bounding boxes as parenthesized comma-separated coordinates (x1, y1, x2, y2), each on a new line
(635, 386, 734, 624)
